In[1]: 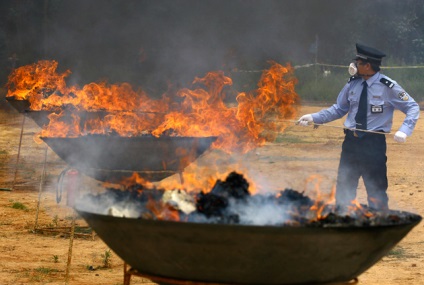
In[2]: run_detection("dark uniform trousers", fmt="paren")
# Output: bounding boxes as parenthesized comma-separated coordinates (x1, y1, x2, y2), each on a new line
(336, 130, 388, 210)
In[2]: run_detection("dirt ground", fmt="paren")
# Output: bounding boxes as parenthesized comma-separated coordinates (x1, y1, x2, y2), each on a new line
(0, 96, 423, 285)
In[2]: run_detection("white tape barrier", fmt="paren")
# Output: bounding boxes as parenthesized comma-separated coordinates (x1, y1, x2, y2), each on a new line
(232, 62, 424, 73)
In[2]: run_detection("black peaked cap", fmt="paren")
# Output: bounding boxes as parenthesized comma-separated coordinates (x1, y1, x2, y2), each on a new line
(355, 43, 386, 62)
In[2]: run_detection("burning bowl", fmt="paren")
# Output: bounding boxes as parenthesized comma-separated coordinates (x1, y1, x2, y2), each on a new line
(76, 207, 421, 285)
(41, 135, 217, 182)
(5, 96, 30, 113)
(6, 97, 56, 127)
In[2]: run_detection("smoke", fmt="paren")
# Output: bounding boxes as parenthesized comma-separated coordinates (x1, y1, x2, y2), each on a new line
(74, 188, 293, 225)
(73, 170, 309, 226)
(4, 0, 421, 89)
(228, 197, 290, 225)
(28, 0, 357, 92)
(75, 191, 142, 218)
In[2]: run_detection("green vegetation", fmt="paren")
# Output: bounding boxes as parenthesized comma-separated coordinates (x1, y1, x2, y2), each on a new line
(275, 133, 310, 144)
(11, 201, 28, 211)
(34, 267, 59, 274)
(101, 249, 112, 268)
(386, 246, 417, 259)
(52, 215, 59, 227)
(30, 267, 61, 282)
(295, 66, 424, 103)
(75, 226, 93, 234)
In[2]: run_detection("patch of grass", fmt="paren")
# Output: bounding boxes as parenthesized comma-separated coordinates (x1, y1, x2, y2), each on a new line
(15, 270, 31, 279)
(386, 246, 416, 259)
(75, 226, 93, 234)
(0, 149, 8, 155)
(64, 215, 75, 221)
(30, 267, 61, 282)
(101, 249, 112, 268)
(387, 246, 405, 257)
(34, 267, 57, 274)
(53, 215, 59, 227)
(11, 201, 28, 211)
(52, 255, 59, 263)
(275, 134, 309, 144)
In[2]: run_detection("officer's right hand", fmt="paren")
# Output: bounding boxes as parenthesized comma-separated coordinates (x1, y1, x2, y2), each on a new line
(394, 131, 407, 143)
(297, 114, 314, 126)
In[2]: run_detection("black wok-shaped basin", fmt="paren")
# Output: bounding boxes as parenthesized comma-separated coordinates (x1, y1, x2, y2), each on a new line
(42, 135, 217, 182)
(5, 97, 30, 113)
(76, 208, 421, 284)
(6, 97, 56, 127)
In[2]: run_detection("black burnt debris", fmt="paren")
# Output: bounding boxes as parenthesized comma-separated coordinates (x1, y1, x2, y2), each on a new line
(195, 171, 250, 222)
(79, 171, 422, 227)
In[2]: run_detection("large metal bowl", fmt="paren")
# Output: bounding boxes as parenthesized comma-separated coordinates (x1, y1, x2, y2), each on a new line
(76, 208, 421, 284)
(5, 97, 30, 113)
(42, 135, 217, 182)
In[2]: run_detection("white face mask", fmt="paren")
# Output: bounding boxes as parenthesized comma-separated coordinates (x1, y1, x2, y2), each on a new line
(348, 62, 358, 76)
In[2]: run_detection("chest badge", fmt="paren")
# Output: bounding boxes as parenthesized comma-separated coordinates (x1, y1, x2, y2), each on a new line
(371, 105, 383, 113)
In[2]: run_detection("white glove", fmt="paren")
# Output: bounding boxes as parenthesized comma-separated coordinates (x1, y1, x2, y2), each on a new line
(394, 131, 407, 143)
(297, 114, 314, 126)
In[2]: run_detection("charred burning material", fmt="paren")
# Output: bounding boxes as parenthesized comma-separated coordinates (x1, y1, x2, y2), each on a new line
(195, 171, 250, 221)
(79, 172, 421, 227)
(76, 172, 422, 285)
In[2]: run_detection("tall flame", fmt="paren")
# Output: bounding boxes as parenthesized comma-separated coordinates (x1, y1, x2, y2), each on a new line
(6, 60, 299, 152)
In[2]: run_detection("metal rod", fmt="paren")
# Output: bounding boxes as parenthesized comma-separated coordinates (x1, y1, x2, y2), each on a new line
(12, 114, 26, 190)
(278, 119, 392, 135)
(33, 146, 48, 231)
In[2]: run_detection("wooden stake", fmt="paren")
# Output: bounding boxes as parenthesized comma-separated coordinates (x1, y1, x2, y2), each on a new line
(65, 210, 76, 285)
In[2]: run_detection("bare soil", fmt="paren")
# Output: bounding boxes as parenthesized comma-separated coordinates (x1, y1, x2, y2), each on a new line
(0, 99, 423, 285)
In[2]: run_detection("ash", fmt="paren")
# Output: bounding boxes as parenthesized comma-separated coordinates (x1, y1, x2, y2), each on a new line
(76, 172, 421, 227)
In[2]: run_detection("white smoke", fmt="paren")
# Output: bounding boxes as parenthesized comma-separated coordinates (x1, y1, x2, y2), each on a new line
(228, 198, 290, 225)
(75, 192, 141, 218)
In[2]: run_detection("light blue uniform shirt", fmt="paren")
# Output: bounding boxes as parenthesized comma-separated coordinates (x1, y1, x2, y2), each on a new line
(311, 72, 420, 136)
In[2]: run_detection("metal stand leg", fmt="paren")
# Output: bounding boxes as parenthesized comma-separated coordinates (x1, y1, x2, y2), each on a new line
(123, 263, 131, 285)
(12, 114, 26, 190)
(33, 146, 48, 231)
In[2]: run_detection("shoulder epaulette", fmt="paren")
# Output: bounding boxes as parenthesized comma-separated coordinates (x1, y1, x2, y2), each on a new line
(380, 78, 395, 88)
(347, 76, 360, 83)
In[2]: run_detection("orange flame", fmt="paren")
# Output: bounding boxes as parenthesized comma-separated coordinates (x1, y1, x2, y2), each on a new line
(119, 172, 155, 189)
(6, 60, 70, 103)
(146, 197, 180, 221)
(7, 60, 299, 153)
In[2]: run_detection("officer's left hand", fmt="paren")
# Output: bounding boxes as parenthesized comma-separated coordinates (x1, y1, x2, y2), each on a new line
(394, 131, 407, 143)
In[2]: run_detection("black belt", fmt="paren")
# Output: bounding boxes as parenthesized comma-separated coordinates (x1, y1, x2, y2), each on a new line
(343, 129, 385, 137)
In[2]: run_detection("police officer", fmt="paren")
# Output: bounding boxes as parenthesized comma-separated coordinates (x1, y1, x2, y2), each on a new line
(297, 43, 420, 211)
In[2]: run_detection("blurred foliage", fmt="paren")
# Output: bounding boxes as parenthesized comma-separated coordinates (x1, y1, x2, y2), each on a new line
(294, 65, 424, 103)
